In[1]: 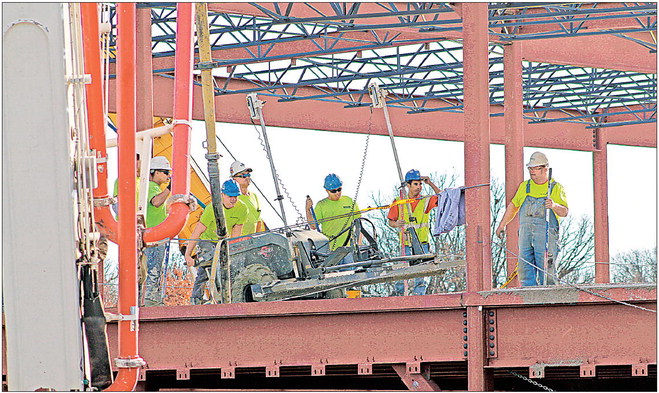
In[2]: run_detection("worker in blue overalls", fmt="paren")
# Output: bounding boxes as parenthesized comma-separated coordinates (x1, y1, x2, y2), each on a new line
(495, 152, 569, 286)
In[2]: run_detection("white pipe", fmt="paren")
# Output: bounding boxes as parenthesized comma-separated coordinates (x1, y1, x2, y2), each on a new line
(105, 123, 174, 148)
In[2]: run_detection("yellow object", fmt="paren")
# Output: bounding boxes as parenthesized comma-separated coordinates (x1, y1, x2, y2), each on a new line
(501, 265, 518, 288)
(346, 290, 362, 298)
(107, 114, 212, 244)
(511, 179, 568, 222)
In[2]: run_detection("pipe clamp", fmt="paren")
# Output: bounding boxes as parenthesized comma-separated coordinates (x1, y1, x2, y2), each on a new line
(93, 196, 116, 207)
(114, 357, 146, 369)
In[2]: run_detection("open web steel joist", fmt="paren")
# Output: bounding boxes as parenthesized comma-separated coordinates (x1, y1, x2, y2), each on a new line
(102, 2, 657, 129)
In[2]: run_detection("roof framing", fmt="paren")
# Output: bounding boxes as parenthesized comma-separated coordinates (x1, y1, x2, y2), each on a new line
(105, 2, 657, 131)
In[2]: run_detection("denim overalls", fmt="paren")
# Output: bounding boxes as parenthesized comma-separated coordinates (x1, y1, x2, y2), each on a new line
(518, 180, 560, 286)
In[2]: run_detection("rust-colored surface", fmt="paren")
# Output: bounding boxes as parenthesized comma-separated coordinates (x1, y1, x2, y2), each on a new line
(104, 285, 656, 383)
(108, 75, 657, 151)
(503, 41, 524, 289)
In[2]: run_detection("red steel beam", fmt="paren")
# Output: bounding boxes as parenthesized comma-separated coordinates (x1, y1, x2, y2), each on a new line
(489, 302, 656, 368)
(103, 286, 656, 381)
(146, 2, 657, 73)
(503, 41, 524, 288)
(593, 129, 611, 283)
(521, 33, 656, 74)
(150, 29, 656, 73)
(108, 75, 656, 149)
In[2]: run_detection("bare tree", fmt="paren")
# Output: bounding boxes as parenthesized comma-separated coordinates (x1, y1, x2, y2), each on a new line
(611, 247, 657, 284)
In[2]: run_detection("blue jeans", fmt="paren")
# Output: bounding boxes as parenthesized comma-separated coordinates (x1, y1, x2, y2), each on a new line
(518, 221, 559, 286)
(191, 266, 209, 303)
(143, 243, 167, 306)
(393, 244, 429, 296)
(191, 241, 216, 304)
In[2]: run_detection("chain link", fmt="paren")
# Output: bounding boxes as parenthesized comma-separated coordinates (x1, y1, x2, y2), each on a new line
(331, 109, 372, 242)
(507, 370, 554, 392)
(251, 121, 305, 224)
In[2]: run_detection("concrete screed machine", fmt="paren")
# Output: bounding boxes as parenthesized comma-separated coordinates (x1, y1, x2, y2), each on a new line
(200, 218, 463, 304)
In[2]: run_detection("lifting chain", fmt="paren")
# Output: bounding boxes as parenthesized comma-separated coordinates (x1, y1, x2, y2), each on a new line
(507, 370, 554, 392)
(251, 121, 305, 224)
(331, 109, 372, 243)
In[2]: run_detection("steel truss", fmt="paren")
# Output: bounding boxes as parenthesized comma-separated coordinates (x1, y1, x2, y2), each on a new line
(105, 2, 657, 128)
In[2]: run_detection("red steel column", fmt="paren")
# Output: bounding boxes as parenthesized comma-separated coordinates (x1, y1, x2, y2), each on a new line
(136, 5, 154, 131)
(503, 42, 524, 288)
(593, 128, 611, 283)
(463, 4, 493, 391)
(107, 3, 141, 391)
(464, 3, 492, 292)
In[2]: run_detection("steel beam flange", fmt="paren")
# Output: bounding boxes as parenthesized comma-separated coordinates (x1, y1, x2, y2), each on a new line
(176, 368, 190, 380)
(407, 361, 422, 375)
(580, 363, 596, 378)
(632, 363, 649, 377)
(311, 364, 326, 376)
(358, 363, 373, 375)
(529, 363, 546, 379)
(265, 365, 280, 378)
(221, 366, 236, 379)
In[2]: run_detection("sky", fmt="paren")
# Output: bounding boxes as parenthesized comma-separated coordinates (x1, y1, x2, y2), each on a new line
(107, 119, 657, 259)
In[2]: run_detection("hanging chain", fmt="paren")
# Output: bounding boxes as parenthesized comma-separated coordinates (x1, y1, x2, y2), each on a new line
(507, 371, 554, 392)
(333, 109, 372, 241)
(251, 121, 305, 224)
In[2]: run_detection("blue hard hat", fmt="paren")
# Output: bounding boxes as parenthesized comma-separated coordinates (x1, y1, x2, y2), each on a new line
(221, 179, 240, 197)
(404, 169, 421, 183)
(323, 173, 343, 190)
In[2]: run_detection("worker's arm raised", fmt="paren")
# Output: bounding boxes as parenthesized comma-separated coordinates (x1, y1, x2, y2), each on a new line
(150, 187, 171, 208)
(422, 176, 441, 194)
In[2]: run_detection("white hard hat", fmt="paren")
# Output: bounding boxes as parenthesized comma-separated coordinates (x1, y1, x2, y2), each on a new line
(230, 160, 252, 176)
(526, 151, 549, 167)
(150, 156, 172, 171)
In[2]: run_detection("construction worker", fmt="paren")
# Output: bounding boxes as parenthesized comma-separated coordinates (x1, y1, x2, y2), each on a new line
(305, 173, 360, 264)
(185, 179, 247, 305)
(111, 153, 141, 216)
(387, 169, 441, 296)
(230, 160, 265, 234)
(495, 151, 568, 286)
(142, 156, 173, 306)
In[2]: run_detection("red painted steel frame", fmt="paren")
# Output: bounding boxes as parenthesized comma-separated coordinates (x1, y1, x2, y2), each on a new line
(105, 286, 656, 388)
(136, 7, 154, 131)
(142, 3, 194, 243)
(463, 3, 492, 294)
(156, 3, 656, 73)
(503, 42, 524, 288)
(463, 4, 493, 390)
(81, 3, 119, 244)
(107, 3, 140, 391)
(593, 130, 611, 283)
(108, 75, 657, 150)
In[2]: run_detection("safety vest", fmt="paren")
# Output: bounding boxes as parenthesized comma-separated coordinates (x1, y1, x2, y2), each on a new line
(398, 196, 431, 245)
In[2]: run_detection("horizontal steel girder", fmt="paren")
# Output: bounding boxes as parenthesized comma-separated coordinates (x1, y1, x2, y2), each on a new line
(135, 2, 657, 73)
(105, 285, 656, 375)
(107, 75, 657, 149)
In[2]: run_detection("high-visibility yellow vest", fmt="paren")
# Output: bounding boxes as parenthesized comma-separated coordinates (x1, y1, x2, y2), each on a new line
(397, 197, 431, 245)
